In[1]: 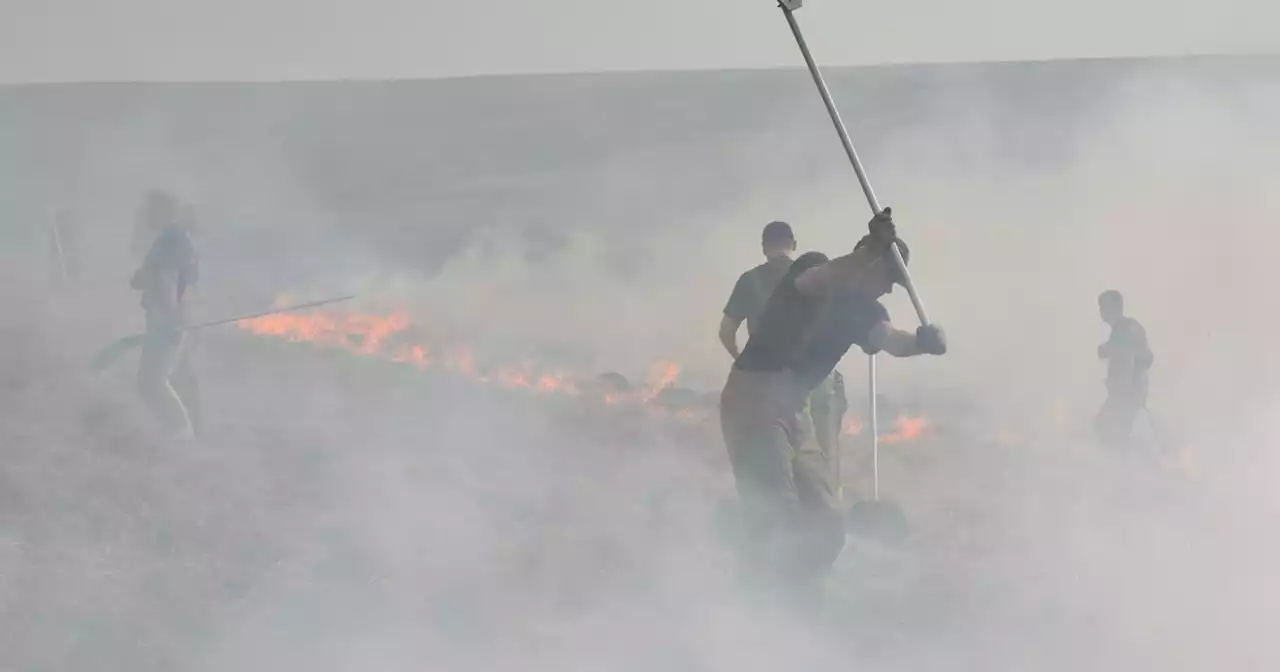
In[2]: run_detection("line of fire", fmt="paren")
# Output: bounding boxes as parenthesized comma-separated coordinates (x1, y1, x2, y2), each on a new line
(235, 301, 930, 444)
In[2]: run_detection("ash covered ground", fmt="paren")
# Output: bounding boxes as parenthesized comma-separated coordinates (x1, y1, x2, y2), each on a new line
(3, 56, 1280, 670)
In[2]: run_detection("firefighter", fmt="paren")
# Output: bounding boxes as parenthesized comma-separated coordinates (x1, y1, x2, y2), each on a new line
(130, 189, 203, 439)
(1095, 289, 1153, 446)
(719, 221, 849, 498)
(719, 210, 946, 617)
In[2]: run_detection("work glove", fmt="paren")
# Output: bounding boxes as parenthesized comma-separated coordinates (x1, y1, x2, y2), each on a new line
(868, 207, 897, 248)
(1097, 343, 1108, 360)
(916, 324, 947, 355)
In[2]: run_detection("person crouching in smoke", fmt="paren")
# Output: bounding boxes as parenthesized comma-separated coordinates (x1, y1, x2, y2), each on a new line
(719, 209, 947, 619)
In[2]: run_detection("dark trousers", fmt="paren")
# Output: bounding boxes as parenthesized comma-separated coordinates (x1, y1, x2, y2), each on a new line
(137, 328, 203, 436)
(1094, 383, 1146, 446)
(807, 370, 848, 497)
(720, 367, 846, 615)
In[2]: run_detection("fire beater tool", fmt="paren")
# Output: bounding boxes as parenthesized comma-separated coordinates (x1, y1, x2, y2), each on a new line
(777, 0, 933, 544)
(88, 295, 357, 372)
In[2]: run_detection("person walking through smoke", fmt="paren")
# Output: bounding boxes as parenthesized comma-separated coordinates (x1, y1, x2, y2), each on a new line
(131, 189, 203, 440)
(719, 210, 947, 619)
(720, 221, 849, 499)
(1095, 289, 1153, 446)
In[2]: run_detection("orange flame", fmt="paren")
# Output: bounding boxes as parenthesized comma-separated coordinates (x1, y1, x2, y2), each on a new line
(842, 415, 929, 443)
(244, 309, 411, 355)
(239, 308, 602, 399)
(881, 415, 928, 444)
(643, 361, 680, 400)
(239, 304, 928, 443)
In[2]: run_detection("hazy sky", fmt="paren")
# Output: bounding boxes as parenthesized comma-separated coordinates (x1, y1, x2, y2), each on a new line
(2, 0, 1277, 83)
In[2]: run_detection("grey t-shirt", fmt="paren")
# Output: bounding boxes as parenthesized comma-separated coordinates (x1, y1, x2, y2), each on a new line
(723, 257, 792, 336)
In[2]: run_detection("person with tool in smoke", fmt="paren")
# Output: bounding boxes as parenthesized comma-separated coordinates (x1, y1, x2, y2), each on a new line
(719, 209, 946, 617)
(1095, 289, 1153, 446)
(720, 221, 849, 500)
(130, 188, 203, 440)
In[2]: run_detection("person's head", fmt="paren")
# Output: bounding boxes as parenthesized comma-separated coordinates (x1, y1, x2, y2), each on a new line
(1098, 289, 1125, 324)
(761, 221, 796, 260)
(133, 189, 180, 258)
(852, 234, 911, 298)
(782, 250, 831, 287)
(140, 189, 180, 231)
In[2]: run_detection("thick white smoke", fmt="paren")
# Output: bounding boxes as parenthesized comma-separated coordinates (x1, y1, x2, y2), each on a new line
(1, 57, 1278, 670)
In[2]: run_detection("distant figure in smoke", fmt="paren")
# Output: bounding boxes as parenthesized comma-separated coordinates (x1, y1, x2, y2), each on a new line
(130, 189, 203, 440)
(719, 210, 946, 617)
(1095, 290, 1153, 446)
(720, 221, 848, 498)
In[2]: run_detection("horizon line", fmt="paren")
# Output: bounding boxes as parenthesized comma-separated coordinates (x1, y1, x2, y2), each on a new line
(1, 51, 1274, 89)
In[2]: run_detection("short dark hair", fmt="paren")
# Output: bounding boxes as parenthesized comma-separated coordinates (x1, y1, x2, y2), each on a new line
(778, 251, 830, 287)
(762, 220, 795, 245)
(792, 250, 829, 270)
(1098, 289, 1124, 307)
(855, 234, 910, 283)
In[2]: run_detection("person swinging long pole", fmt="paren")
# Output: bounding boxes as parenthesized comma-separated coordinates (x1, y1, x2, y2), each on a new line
(777, 0, 933, 500)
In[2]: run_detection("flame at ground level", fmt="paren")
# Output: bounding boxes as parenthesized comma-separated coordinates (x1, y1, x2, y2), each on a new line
(237, 304, 929, 443)
(842, 416, 929, 443)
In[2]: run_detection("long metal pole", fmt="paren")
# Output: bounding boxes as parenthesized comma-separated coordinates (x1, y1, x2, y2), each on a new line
(183, 295, 357, 331)
(777, 1, 930, 328)
(780, 3, 877, 213)
(869, 354, 879, 500)
(87, 295, 358, 373)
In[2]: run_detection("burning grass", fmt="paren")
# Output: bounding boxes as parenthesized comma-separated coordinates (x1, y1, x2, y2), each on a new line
(235, 300, 934, 444)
